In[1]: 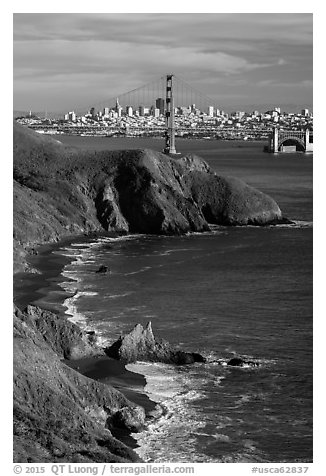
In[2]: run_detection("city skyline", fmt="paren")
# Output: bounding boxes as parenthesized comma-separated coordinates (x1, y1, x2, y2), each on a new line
(13, 13, 313, 113)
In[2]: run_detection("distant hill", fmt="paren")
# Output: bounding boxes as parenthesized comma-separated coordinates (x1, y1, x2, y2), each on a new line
(218, 103, 313, 114)
(13, 110, 64, 119)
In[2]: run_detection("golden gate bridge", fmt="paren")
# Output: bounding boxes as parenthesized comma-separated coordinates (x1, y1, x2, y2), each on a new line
(74, 74, 220, 155)
(28, 74, 313, 154)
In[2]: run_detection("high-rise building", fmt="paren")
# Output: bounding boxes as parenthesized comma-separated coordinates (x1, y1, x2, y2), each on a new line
(150, 106, 160, 117)
(68, 111, 76, 122)
(301, 108, 309, 116)
(235, 111, 245, 120)
(103, 107, 110, 117)
(139, 105, 145, 116)
(126, 106, 133, 117)
(115, 98, 122, 117)
(155, 98, 165, 115)
(207, 106, 214, 117)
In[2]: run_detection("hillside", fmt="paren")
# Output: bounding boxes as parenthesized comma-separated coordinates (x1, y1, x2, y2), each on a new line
(13, 304, 145, 462)
(13, 122, 286, 462)
(13, 122, 284, 272)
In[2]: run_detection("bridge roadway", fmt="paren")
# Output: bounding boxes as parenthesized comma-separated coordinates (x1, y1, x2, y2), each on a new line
(269, 128, 313, 153)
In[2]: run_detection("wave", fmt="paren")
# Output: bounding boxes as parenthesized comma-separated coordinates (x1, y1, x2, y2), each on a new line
(96, 234, 147, 244)
(126, 361, 228, 462)
(124, 266, 153, 276)
(274, 220, 313, 229)
(63, 292, 89, 326)
(104, 292, 134, 299)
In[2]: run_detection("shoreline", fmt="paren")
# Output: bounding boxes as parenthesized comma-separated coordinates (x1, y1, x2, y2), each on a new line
(65, 355, 157, 450)
(14, 232, 122, 313)
(13, 233, 157, 452)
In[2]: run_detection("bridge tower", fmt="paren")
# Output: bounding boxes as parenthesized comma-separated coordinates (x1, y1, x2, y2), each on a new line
(164, 74, 177, 155)
(270, 127, 279, 153)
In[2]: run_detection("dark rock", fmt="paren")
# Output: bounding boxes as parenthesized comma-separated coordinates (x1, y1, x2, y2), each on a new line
(227, 357, 260, 367)
(227, 357, 245, 367)
(96, 265, 110, 274)
(105, 322, 206, 366)
(108, 406, 146, 433)
(192, 352, 207, 363)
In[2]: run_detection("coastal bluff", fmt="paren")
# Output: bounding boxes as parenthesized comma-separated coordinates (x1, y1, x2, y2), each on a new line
(13, 122, 284, 273)
(13, 122, 285, 463)
(13, 305, 145, 463)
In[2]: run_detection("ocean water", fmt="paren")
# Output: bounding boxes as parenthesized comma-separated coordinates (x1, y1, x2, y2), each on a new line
(32, 138, 313, 463)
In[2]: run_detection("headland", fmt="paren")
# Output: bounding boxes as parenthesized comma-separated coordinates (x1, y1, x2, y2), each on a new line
(13, 121, 289, 463)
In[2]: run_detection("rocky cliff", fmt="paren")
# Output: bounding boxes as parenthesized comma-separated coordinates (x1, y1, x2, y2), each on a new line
(13, 122, 284, 273)
(13, 122, 286, 463)
(13, 305, 145, 463)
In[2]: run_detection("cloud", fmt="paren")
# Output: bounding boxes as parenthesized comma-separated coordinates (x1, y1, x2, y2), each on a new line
(255, 79, 313, 89)
(13, 13, 313, 46)
(13, 37, 289, 83)
(13, 13, 313, 111)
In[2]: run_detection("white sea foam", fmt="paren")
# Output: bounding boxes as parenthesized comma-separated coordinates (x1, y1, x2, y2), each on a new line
(124, 266, 152, 276)
(104, 292, 134, 299)
(63, 293, 88, 326)
(96, 234, 146, 244)
(126, 361, 226, 462)
(276, 220, 313, 228)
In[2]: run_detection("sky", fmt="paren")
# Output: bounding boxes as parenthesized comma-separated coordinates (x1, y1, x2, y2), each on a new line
(13, 12, 313, 114)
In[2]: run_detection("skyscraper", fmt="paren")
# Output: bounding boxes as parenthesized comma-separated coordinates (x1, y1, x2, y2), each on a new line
(126, 106, 133, 117)
(156, 98, 165, 115)
(115, 98, 122, 117)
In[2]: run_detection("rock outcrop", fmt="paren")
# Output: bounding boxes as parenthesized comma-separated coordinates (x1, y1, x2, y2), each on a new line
(105, 322, 206, 365)
(13, 305, 145, 463)
(13, 122, 285, 273)
(108, 407, 146, 433)
(95, 265, 111, 274)
(227, 357, 260, 367)
(23, 305, 103, 360)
